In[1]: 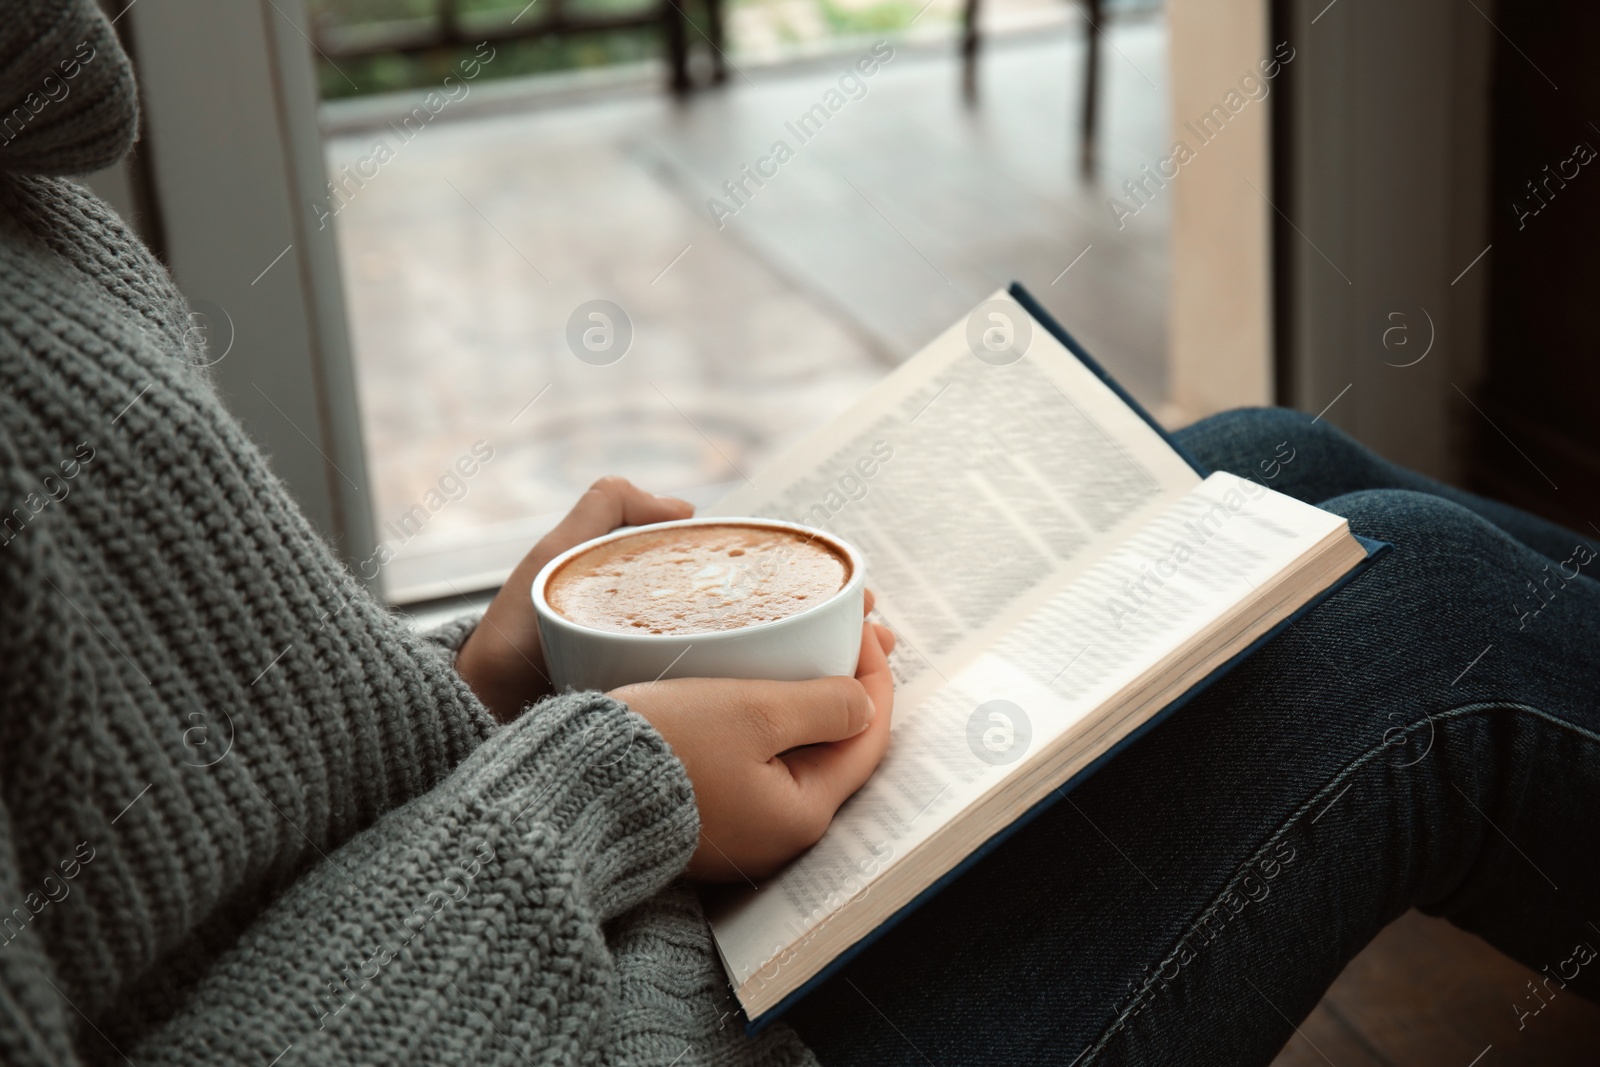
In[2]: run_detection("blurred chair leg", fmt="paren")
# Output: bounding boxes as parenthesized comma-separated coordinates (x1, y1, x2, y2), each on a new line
(1079, 0, 1101, 176)
(707, 0, 728, 84)
(666, 0, 691, 94)
(962, 0, 981, 102)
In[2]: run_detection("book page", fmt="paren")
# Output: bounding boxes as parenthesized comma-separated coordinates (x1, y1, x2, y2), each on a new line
(706, 473, 1349, 1003)
(710, 290, 1200, 701)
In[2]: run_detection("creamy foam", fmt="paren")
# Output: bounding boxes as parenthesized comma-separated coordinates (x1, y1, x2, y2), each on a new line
(547, 523, 850, 635)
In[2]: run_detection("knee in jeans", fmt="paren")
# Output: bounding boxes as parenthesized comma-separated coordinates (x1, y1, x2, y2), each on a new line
(1304, 489, 1598, 699)
(1320, 489, 1492, 550)
(1183, 406, 1314, 440)
(1176, 407, 1325, 479)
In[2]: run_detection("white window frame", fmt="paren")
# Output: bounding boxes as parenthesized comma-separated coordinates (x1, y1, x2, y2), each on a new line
(105, 0, 379, 580)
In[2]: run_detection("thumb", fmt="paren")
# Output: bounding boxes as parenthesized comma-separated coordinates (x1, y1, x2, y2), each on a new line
(781, 622, 894, 809)
(755, 674, 876, 756)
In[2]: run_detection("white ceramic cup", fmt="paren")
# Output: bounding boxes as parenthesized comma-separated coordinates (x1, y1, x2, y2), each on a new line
(532, 516, 867, 693)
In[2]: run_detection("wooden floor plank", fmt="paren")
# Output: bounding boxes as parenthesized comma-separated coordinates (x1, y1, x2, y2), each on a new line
(1269, 1001, 1387, 1067)
(1270, 910, 1600, 1067)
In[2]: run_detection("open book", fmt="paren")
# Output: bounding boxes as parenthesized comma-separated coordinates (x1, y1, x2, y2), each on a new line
(702, 285, 1378, 1025)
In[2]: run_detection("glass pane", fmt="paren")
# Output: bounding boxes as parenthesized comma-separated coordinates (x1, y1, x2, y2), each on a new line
(311, 0, 1173, 601)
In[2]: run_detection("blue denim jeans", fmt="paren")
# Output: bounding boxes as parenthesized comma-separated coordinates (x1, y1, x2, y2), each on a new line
(788, 407, 1600, 1066)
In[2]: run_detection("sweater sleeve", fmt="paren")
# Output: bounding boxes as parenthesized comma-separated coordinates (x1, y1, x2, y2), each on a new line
(0, 692, 700, 1066)
(420, 612, 481, 656)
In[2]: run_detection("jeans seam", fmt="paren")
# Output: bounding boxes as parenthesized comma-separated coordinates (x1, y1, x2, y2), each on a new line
(1075, 700, 1600, 1066)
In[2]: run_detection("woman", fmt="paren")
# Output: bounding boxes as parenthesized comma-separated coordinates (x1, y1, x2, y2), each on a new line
(2, 3, 1595, 1064)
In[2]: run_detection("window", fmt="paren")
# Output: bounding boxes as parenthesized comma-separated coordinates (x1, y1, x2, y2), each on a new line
(111, 0, 1182, 605)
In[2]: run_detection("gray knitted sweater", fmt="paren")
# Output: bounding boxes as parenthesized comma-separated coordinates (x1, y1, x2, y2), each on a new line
(0, 4, 812, 1064)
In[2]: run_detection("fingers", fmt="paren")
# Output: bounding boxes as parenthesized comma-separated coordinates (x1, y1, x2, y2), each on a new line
(873, 622, 895, 655)
(780, 623, 895, 818)
(546, 477, 693, 551)
(513, 478, 692, 586)
(500, 477, 692, 606)
(852, 619, 894, 736)
(862, 591, 894, 654)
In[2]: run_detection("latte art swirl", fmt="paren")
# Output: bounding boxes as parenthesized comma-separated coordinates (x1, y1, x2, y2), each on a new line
(547, 523, 851, 635)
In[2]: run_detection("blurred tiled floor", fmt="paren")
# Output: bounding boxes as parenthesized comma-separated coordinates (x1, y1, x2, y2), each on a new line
(325, 17, 1170, 600)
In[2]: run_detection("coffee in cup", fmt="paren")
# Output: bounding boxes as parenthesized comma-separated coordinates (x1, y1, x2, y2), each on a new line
(545, 522, 851, 636)
(532, 517, 866, 693)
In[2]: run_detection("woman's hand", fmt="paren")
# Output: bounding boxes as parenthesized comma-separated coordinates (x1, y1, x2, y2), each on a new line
(613, 620, 896, 882)
(455, 477, 693, 722)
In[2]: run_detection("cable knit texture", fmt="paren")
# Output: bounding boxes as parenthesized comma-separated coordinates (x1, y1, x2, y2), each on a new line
(0, 3, 814, 1064)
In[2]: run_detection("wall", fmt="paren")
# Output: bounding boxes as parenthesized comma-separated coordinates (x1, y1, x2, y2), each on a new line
(1165, 0, 1275, 421)
(1277, 0, 1494, 482)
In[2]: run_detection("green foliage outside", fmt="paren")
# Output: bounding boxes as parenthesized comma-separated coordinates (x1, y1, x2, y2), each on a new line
(815, 0, 928, 37)
(307, 0, 936, 99)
